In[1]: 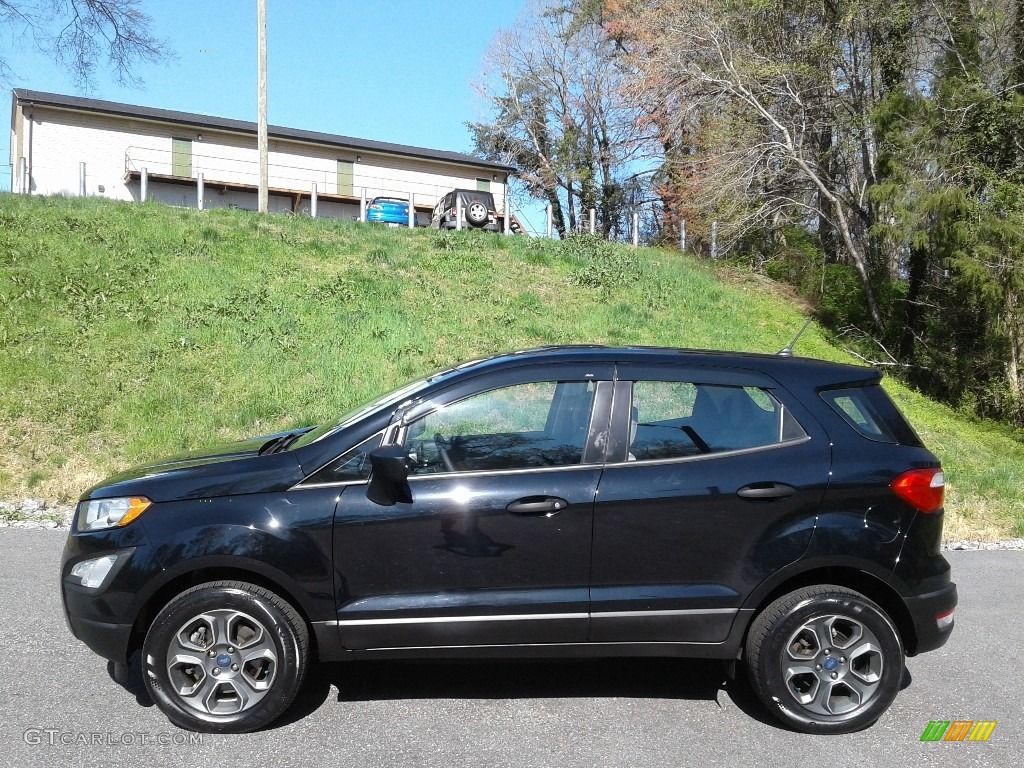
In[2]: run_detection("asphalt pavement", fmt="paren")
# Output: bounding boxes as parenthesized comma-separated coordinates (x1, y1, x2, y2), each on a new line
(1, 528, 1018, 768)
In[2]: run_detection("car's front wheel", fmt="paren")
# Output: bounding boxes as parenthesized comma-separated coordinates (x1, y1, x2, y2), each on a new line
(745, 585, 904, 734)
(142, 580, 309, 733)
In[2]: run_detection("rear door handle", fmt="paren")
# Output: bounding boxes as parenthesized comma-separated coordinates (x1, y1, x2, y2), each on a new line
(736, 482, 797, 501)
(506, 496, 568, 516)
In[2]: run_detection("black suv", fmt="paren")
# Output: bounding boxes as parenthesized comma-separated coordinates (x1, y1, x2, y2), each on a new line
(61, 346, 956, 734)
(431, 188, 500, 231)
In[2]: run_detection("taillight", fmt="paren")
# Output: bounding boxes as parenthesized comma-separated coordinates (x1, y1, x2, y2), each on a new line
(936, 609, 954, 631)
(890, 468, 945, 512)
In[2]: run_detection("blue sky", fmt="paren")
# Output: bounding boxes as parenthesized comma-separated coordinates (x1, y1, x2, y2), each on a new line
(2, 0, 530, 215)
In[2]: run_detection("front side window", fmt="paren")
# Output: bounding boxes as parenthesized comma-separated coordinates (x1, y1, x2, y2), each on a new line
(627, 381, 806, 460)
(403, 381, 597, 474)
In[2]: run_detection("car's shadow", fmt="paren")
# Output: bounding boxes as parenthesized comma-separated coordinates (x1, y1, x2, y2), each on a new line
(107, 653, 155, 708)
(110, 652, 912, 732)
(275, 657, 780, 730)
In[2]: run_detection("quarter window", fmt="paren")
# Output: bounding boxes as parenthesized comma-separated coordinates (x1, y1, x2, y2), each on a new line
(820, 386, 922, 445)
(403, 381, 597, 474)
(303, 432, 383, 485)
(627, 381, 805, 460)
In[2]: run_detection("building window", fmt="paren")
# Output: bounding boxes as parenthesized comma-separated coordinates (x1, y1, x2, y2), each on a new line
(476, 178, 491, 192)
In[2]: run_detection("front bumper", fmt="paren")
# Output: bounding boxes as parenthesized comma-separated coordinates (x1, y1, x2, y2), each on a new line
(64, 604, 134, 665)
(61, 549, 142, 664)
(903, 581, 958, 655)
(61, 526, 152, 664)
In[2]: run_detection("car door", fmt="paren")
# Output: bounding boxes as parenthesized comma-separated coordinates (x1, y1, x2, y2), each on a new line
(332, 363, 613, 650)
(589, 363, 831, 645)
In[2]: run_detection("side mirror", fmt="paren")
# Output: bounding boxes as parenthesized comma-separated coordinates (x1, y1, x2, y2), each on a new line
(366, 445, 412, 506)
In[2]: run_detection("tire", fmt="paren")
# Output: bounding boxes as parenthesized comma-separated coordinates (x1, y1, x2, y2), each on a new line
(465, 200, 489, 227)
(142, 581, 309, 733)
(745, 585, 904, 734)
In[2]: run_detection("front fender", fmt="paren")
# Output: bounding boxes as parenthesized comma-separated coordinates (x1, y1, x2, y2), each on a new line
(141, 490, 339, 623)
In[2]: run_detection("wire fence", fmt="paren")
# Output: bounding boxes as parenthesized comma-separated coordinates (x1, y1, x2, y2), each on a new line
(124, 146, 497, 209)
(8, 145, 536, 235)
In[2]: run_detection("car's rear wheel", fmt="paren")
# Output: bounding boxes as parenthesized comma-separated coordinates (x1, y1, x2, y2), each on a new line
(465, 200, 489, 226)
(142, 580, 308, 733)
(745, 585, 904, 734)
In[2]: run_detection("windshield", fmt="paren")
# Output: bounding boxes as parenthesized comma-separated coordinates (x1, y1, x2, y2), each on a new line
(289, 364, 466, 450)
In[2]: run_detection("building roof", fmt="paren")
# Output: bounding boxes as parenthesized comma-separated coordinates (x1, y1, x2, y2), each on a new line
(11, 88, 516, 174)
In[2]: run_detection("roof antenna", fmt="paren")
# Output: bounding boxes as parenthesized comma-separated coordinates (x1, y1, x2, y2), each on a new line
(777, 317, 813, 357)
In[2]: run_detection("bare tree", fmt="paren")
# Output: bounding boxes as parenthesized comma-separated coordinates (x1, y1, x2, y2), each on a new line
(609, 0, 931, 327)
(470, 0, 650, 238)
(0, 0, 170, 90)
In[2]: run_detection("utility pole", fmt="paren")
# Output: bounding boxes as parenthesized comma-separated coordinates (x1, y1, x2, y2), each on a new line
(257, 0, 268, 214)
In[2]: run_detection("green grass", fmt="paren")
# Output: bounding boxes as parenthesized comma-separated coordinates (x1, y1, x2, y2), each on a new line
(2, 193, 1022, 539)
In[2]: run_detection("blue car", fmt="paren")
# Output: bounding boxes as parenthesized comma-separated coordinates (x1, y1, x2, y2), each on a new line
(366, 196, 412, 226)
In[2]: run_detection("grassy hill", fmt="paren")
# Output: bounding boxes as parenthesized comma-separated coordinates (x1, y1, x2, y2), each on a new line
(1, 193, 1021, 539)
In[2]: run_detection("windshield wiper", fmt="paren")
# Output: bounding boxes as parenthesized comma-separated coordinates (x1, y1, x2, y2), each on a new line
(259, 432, 303, 455)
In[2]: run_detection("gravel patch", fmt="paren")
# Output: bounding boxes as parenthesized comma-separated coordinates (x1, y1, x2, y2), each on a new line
(942, 538, 1024, 551)
(0, 499, 76, 530)
(2, 497, 1022, 550)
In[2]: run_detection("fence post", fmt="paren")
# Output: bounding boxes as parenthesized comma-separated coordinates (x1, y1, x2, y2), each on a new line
(504, 203, 511, 235)
(197, 173, 205, 211)
(590, 208, 595, 235)
(79, 162, 87, 196)
(360, 188, 367, 222)
(17, 157, 27, 194)
(408, 192, 415, 229)
(546, 204, 553, 238)
(456, 194, 463, 231)
(311, 182, 318, 218)
(680, 217, 686, 252)
(711, 220, 718, 259)
(632, 210, 639, 247)
(140, 167, 148, 203)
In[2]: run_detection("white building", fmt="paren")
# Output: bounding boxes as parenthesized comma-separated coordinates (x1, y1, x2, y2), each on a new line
(8, 88, 515, 226)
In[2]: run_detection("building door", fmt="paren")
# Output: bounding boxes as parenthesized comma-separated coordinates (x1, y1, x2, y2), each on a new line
(171, 138, 192, 178)
(337, 160, 354, 196)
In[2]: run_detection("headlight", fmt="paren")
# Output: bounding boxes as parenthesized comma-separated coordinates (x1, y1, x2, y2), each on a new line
(70, 554, 120, 588)
(77, 496, 152, 532)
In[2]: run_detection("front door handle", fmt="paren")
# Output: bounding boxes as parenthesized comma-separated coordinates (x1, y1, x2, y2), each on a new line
(736, 482, 797, 501)
(506, 496, 568, 516)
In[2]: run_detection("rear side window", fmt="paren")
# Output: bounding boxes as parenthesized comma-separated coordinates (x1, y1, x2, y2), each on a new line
(820, 386, 922, 445)
(627, 381, 807, 460)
